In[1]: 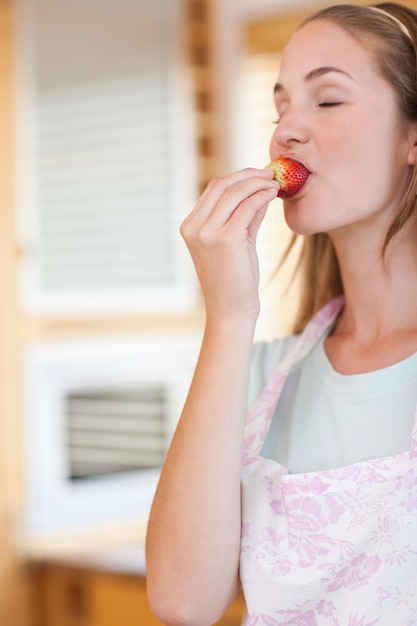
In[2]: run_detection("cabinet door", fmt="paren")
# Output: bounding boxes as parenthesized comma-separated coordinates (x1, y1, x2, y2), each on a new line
(95, 575, 245, 626)
(94, 574, 163, 626)
(37, 564, 95, 626)
(214, 592, 245, 626)
(37, 562, 246, 626)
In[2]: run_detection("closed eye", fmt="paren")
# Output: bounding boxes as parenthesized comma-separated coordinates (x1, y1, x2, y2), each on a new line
(318, 102, 342, 108)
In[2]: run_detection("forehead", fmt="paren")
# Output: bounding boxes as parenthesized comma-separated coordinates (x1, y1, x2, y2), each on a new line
(279, 19, 374, 82)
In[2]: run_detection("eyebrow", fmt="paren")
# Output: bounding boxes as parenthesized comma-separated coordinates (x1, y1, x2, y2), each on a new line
(273, 65, 353, 94)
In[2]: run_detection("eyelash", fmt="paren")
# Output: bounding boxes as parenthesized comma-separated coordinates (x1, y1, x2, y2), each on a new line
(318, 102, 342, 108)
(272, 101, 342, 124)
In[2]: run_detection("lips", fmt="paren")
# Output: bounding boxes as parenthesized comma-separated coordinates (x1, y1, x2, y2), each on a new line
(265, 157, 310, 198)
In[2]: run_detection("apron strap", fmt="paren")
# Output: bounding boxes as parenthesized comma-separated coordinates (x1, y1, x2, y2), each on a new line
(411, 405, 417, 456)
(242, 295, 345, 465)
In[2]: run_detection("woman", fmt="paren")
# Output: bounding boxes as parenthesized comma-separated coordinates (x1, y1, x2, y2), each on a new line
(146, 3, 417, 625)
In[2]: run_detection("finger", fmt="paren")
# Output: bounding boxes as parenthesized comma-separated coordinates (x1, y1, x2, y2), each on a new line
(227, 187, 277, 237)
(248, 197, 276, 243)
(184, 168, 276, 228)
(204, 177, 279, 230)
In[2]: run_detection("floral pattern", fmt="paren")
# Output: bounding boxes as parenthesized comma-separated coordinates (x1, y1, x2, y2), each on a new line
(240, 298, 417, 626)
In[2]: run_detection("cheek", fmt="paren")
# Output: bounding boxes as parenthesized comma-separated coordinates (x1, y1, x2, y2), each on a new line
(323, 117, 397, 195)
(358, 125, 411, 200)
(269, 132, 279, 160)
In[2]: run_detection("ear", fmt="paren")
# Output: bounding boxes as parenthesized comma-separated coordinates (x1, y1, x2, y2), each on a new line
(407, 122, 417, 165)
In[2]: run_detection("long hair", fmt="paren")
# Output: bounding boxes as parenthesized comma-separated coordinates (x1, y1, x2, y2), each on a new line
(286, 3, 417, 333)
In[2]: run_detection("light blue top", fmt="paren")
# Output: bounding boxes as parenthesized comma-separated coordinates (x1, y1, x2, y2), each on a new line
(248, 333, 417, 473)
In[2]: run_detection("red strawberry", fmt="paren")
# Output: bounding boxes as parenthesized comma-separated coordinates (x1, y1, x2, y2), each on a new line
(265, 157, 309, 198)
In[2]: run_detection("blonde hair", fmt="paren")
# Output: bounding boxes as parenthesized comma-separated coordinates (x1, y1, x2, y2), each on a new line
(286, 3, 417, 333)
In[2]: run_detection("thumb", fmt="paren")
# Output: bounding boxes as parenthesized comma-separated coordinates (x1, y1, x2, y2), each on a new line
(247, 201, 270, 242)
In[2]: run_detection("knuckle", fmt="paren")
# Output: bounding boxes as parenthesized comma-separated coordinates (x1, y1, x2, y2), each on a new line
(181, 222, 215, 248)
(242, 167, 259, 176)
(196, 225, 216, 247)
(218, 232, 235, 248)
(179, 218, 192, 241)
(222, 181, 246, 202)
(203, 177, 224, 193)
(207, 177, 222, 189)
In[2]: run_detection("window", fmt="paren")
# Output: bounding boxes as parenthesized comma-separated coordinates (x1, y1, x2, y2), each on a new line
(15, 0, 197, 315)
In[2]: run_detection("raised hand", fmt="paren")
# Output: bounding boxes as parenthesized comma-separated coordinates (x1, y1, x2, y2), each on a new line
(180, 168, 279, 322)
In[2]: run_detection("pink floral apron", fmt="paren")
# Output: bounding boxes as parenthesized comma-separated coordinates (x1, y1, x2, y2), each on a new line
(240, 297, 417, 626)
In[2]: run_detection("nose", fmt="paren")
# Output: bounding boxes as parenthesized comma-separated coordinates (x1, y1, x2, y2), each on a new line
(270, 107, 309, 156)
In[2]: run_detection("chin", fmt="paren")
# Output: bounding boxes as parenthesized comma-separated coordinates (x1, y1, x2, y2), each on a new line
(283, 197, 338, 237)
(283, 204, 322, 237)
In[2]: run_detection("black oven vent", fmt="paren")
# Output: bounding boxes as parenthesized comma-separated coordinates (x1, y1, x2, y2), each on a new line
(65, 384, 169, 480)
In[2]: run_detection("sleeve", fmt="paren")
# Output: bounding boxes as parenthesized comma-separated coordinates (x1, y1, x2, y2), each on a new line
(247, 335, 299, 412)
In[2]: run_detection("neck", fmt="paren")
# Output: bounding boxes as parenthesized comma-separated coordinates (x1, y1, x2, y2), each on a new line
(331, 224, 417, 340)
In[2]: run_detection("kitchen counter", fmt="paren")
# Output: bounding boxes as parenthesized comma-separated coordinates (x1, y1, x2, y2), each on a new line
(42, 540, 147, 577)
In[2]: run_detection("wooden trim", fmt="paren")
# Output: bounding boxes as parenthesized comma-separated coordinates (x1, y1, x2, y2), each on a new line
(0, 4, 34, 623)
(0, 0, 22, 517)
(244, 0, 417, 55)
(245, 10, 309, 55)
(184, 0, 220, 193)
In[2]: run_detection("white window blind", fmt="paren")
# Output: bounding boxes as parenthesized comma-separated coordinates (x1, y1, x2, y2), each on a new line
(16, 0, 197, 314)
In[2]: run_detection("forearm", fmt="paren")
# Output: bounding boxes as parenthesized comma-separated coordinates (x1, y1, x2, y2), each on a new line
(146, 316, 255, 626)
(146, 168, 278, 625)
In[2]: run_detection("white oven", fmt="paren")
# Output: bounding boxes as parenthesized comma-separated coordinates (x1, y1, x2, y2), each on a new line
(21, 335, 199, 549)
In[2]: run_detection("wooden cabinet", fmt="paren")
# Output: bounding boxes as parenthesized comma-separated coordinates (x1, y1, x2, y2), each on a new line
(35, 561, 246, 626)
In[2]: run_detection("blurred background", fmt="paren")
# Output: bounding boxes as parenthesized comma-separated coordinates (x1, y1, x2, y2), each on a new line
(1, 0, 416, 624)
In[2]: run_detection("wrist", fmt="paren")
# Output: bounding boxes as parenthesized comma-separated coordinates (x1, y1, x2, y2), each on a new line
(204, 311, 258, 340)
